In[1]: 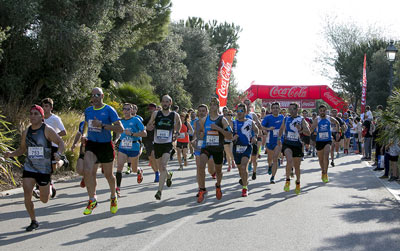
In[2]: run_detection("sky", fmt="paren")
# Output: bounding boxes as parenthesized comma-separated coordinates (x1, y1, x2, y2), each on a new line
(171, 0, 400, 91)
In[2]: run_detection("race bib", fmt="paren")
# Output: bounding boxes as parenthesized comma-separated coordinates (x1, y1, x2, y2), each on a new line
(287, 131, 299, 141)
(273, 129, 279, 137)
(206, 130, 219, 146)
(28, 147, 44, 159)
(197, 140, 204, 147)
(88, 120, 102, 133)
(120, 138, 133, 148)
(319, 132, 329, 140)
(156, 129, 170, 140)
(178, 132, 186, 139)
(236, 145, 247, 153)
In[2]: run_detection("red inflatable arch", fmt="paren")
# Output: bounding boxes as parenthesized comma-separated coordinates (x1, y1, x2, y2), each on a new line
(244, 85, 348, 111)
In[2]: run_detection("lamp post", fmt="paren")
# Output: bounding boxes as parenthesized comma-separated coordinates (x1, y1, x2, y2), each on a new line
(385, 40, 398, 96)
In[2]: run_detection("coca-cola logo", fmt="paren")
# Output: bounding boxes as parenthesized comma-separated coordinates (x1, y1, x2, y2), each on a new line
(217, 60, 232, 99)
(301, 101, 315, 108)
(269, 86, 308, 98)
(323, 92, 341, 106)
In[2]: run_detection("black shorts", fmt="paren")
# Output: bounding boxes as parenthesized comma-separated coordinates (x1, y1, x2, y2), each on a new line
(201, 148, 224, 165)
(251, 143, 258, 156)
(282, 143, 304, 158)
(86, 140, 115, 163)
(154, 143, 173, 159)
(388, 155, 399, 161)
(302, 135, 311, 145)
(23, 170, 51, 186)
(332, 132, 341, 142)
(143, 140, 154, 158)
(177, 142, 188, 149)
(316, 141, 332, 151)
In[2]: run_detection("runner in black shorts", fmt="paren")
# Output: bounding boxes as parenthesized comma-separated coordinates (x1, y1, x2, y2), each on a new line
(147, 95, 181, 200)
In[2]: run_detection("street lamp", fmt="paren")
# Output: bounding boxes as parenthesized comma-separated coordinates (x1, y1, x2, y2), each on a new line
(385, 40, 398, 95)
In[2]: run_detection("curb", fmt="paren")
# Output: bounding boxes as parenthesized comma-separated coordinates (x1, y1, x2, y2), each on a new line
(365, 161, 400, 202)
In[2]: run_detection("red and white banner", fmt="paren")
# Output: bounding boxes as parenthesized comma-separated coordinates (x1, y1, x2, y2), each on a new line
(216, 48, 236, 107)
(262, 99, 316, 109)
(245, 84, 348, 111)
(360, 54, 367, 114)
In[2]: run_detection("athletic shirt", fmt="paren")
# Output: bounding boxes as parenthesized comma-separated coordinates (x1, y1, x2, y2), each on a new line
(202, 115, 224, 151)
(316, 115, 332, 142)
(154, 111, 175, 144)
(119, 117, 144, 151)
(23, 124, 52, 174)
(135, 115, 143, 122)
(177, 122, 189, 143)
(283, 116, 303, 146)
(343, 118, 351, 134)
(85, 104, 120, 143)
(194, 119, 203, 151)
(261, 114, 284, 145)
(233, 119, 253, 147)
(44, 114, 65, 147)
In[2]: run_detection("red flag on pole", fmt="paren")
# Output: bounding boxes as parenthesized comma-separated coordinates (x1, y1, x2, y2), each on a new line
(360, 53, 367, 114)
(216, 48, 237, 107)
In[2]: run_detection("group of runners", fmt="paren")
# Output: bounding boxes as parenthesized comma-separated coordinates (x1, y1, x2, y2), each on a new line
(5, 87, 362, 232)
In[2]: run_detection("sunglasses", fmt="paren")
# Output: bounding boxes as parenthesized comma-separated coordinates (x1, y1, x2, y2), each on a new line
(91, 94, 101, 98)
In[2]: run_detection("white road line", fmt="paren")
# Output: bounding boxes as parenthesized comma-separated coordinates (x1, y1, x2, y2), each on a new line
(366, 161, 400, 202)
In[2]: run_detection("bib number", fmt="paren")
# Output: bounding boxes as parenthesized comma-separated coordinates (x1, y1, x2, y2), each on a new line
(273, 129, 279, 137)
(178, 133, 185, 139)
(287, 131, 298, 141)
(156, 129, 170, 140)
(28, 147, 44, 159)
(319, 132, 329, 140)
(206, 130, 219, 146)
(236, 145, 247, 153)
(88, 120, 102, 133)
(120, 138, 133, 148)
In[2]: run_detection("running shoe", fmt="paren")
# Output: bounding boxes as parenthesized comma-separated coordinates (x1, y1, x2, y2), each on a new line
(295, 183, 301, 195)
(215, 184, 222, 200)
(32, 187, 40, 199)
(178, 165, 183, 171)
(166, 171, 173, 187)
(197, 189, 207, 203)
(284, 180, 290, 192)
(50, 183, 56, 199)
(241, 188, 248, 197)
(321, 174, 329, 183)
(270, 177, 275, 184)
(26, 220, 39, 232)
(125, 166, 131, 174)
(268, 166, 272, 175)
(83, 200, 98, 215)
(154, 171, 160, 183)
(331, 161, 335, 167)
(110, 197, 118, 214)
(379, 175, 388, 179)
(80, 177, 85, 188)
(116, 187, 121, 198)
(155, 190, 162, 200)
(211, 172, 216, 179)
(252, 172, 256, 180)
(137, 168, 143, 184)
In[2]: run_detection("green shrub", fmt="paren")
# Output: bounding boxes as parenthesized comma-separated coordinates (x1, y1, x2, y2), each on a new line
(0, 111, 21, 186)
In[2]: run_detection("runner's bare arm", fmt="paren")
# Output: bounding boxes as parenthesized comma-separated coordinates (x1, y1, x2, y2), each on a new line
(103, 120, 124, 134)
(45, 125, 65, 160)
(146, 110, 158, 131)
(278, 118, 286, 138)
(4, 129, 28, 158)
(301, 119, 311, 136)
(252, 121, 260, 136)
(310, 119, 318, 132)
(221, 117, 233, 140)
(71, 131, 82, 151)
(174, 112, 182, 136)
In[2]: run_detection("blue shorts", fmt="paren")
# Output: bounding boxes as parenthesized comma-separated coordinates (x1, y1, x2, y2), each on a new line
(233, 145, 252, 165)
(194, 150, 201, 156)
(119, 148, 140, 158)
(267, 143, 278, 151)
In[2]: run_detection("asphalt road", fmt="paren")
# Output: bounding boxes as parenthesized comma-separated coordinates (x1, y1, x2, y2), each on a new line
(1, 153, 399, 251)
